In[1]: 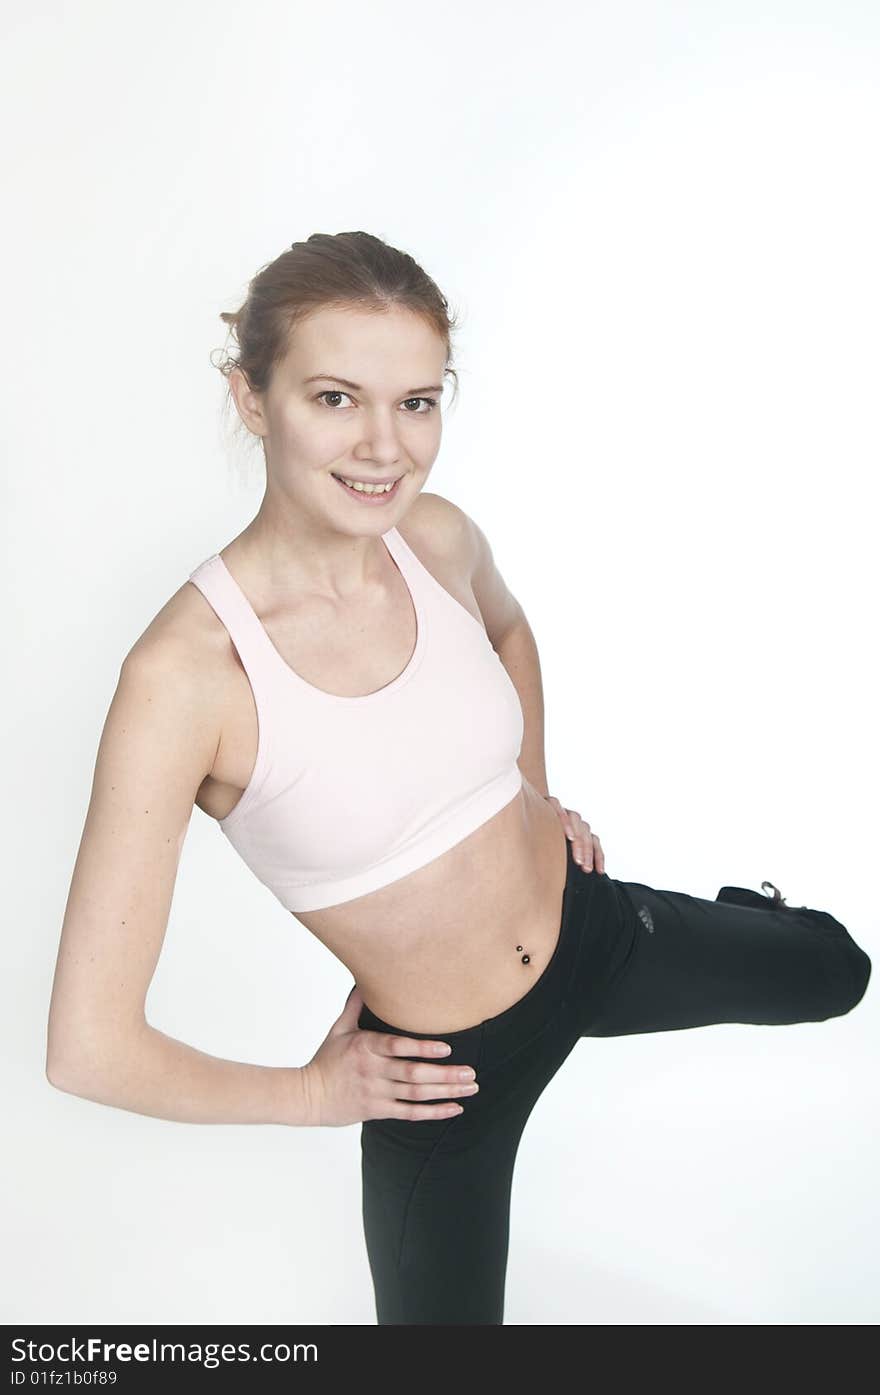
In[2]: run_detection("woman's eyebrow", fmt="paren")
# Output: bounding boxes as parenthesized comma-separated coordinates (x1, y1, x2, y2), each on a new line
(303, 373, 444, 394)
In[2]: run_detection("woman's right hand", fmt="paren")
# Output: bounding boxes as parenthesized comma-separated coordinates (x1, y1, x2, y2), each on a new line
(302, 984, 480, 1127)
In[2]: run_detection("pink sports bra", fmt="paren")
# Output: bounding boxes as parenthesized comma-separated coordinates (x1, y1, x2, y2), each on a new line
(187, 525, 524, 912)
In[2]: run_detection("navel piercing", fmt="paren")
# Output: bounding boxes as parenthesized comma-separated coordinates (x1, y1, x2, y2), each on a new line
(515, 944, 531, 965)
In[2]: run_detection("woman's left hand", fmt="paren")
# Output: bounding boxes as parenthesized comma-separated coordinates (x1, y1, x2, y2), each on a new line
(543, 795, 605, 872)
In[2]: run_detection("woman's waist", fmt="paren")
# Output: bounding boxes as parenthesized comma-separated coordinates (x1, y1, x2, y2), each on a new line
(302, 784, 570, 1032)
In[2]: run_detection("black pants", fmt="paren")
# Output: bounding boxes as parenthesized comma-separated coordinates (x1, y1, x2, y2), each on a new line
(357, 840, 871, 1324)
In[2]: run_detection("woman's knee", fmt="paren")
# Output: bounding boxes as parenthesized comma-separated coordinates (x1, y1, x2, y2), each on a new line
(808, 907, 872, 1017)
(839, 937, 871, 1015)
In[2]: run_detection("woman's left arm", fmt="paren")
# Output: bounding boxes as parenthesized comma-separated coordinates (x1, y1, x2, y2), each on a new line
(464, 507, 606, 874)
(493, 618, 605, 873)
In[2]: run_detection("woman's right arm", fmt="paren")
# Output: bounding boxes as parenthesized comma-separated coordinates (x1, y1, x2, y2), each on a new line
(45, 630, 316, 1127)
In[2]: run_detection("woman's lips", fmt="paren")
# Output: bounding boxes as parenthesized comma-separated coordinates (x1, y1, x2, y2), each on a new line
(331, 474, 402, 504)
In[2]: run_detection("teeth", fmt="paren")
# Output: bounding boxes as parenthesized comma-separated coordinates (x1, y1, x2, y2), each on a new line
(335, 475, 397, 494)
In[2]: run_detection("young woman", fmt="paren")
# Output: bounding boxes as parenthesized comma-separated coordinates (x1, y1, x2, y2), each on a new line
(46, 230, 872, 1325)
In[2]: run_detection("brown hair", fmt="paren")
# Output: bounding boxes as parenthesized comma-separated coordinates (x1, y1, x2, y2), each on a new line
(212, 231, 461, 453)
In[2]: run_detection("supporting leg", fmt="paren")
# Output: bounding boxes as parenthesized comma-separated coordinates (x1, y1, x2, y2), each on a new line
(359, 1015, 579, 1324)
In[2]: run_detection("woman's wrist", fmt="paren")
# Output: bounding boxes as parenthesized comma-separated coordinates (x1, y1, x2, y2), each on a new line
(278, 1064, 320, 1126)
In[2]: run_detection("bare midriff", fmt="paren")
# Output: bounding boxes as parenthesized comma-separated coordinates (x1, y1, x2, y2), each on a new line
(293, 779, 569, 1034)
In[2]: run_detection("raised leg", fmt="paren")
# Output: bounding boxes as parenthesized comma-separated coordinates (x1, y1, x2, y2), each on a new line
(580, 878, 872, 1036)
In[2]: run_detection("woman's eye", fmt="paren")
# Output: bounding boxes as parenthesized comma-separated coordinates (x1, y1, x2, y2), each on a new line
(316, 390, 355, 409)
(402, 397, 439, 413)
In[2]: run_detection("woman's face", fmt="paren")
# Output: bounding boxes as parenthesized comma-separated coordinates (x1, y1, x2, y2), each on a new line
(235, 303, 447, 534)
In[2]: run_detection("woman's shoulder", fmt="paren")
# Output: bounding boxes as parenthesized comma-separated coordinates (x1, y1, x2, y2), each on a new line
(397, 490, 480, 577)
(122, 565, 239, 701)
(402, 492, 521, 648)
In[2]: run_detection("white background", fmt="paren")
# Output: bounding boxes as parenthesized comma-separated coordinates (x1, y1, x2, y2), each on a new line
(3, 0, 877, 1325)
